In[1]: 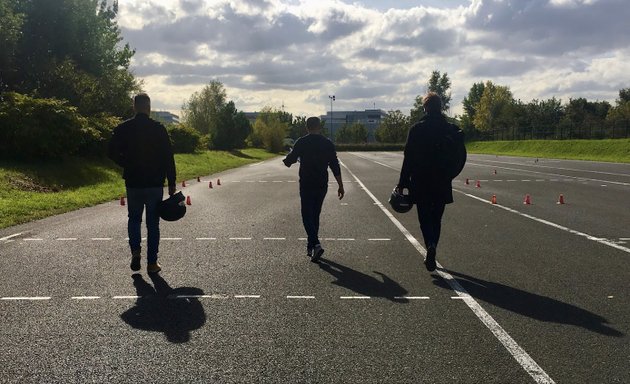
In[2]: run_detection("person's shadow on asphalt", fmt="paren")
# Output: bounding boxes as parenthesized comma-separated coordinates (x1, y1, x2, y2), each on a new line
(120, 273, 207, 343)
(317, 258, 409, 303)
(432, 269, 623, 337)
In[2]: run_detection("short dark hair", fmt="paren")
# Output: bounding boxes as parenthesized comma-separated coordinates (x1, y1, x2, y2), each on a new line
(134, 93, 151, 110)
(422, 92, 442, 114)
(306, 116, 321, 130)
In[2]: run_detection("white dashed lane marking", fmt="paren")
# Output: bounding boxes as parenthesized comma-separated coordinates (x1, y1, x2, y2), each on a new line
(1, 296, 51, 301)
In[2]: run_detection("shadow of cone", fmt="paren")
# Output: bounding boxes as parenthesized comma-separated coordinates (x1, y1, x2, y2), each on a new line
(524, 194, 531, 205)
(557, 194, 565, 205)
(186, 196, 191, 205)
(120, 196, 126, 206)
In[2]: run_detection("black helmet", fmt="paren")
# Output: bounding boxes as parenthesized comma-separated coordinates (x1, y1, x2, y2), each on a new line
(159, 191, 186, 221)
(388, 188, 413, 213)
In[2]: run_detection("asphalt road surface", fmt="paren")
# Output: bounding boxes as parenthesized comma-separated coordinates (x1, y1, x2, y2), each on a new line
(1, 152, 628, 383)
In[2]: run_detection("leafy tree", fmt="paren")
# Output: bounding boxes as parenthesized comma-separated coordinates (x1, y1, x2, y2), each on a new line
(462, 82, 485, 119)
(288, 115, 307, 140)
(427, 70, 452, 112)
(335, 123, 367, 144)
(410, 70, 452, 122)
(212, 101, 251, 150)
(0, 0, 24, 92)
(6, 0, 138, 116)
(473, 81, 515, 134)
(376, 110, 409, 143)
(251, 107, 287, 152)
(182, 80, 227, 137)
(618, 88, 630, 104)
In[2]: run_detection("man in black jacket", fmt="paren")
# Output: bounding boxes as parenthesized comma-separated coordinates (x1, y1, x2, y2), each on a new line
(397, 92, 466, 272)
(283, 117, 344, 262)
(108, 93, 176, 273)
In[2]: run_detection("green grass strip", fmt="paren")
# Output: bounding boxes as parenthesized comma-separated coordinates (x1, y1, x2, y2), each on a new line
(0, 149, 278, 229)
(466, 139, 630, 163)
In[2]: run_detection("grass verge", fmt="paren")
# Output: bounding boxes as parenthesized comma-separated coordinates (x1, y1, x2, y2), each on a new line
(466, 139, 630, 163)
(0, 149, 278, 229)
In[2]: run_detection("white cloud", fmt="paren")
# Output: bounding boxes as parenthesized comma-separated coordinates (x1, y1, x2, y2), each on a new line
(117, 0, 629, 118)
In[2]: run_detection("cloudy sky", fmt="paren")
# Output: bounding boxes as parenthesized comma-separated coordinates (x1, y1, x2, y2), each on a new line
(117, 0, 630, 118)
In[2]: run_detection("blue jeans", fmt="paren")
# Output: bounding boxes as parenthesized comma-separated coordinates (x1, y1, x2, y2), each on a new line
(300, 188, 327, 249)
(416, 201, 446, 249)
(126, 187, 164, 263)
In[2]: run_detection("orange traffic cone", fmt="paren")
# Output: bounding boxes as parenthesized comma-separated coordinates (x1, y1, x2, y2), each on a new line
(465, 178, 470, 185)
(217, 179, 221, 186)
(182, 180, 186, 188)
(491, 194, 497, 204)
(476, 180, 481, 188)
(186, 196, 191, 205)
(208, 181, 213, 189)
(197, 176, 201, 182)
(523, 194, 531, 205)
(120, 196, 126, 206)
(557, 194, 565, 205)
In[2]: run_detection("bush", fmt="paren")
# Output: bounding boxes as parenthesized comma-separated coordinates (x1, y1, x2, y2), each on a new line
(167, 123, 201, 153)
(0, 92, 99, 159)
(78, 113, 121, 157)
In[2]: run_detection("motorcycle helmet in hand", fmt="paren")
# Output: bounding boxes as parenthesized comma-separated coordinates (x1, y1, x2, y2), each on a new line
(388, 187, 413, 213)
(159, 191, 186, 221)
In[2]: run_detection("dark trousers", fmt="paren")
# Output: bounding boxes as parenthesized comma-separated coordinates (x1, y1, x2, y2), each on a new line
(126, 187, 163, 263)
(416, 201, 446, 249)
(300, 188, 327, 249)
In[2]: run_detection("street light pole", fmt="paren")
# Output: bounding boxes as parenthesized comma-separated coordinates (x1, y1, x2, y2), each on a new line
(329, 95, 335, 141)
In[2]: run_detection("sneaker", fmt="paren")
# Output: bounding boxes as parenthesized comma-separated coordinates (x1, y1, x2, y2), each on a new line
(424, 246, 436, 272)
(130, 249, 141, 272)
(147, 263, 162, 274)
(311, 244, 324, 262)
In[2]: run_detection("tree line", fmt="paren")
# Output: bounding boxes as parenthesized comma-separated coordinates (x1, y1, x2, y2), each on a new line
(376, 71, 630, 144)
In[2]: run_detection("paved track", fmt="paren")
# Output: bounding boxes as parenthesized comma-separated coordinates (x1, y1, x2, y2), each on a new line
(0, 153, 628, 383)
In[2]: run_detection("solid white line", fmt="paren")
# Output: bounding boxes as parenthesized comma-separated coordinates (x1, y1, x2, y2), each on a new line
(0, 233, 22, 241)
(286, 295, 315, 299)
(458, 190, 630, 255)
(474, 158, 630, 178)
(230, 237, 252, 240)
(1, 296, 51, 301)
(264, 237, 286, 240)
(341, 157, 555, 384)
(71, 296, 101, 300)
(234, 295, 261, 298)
(340, 296, 371, 299)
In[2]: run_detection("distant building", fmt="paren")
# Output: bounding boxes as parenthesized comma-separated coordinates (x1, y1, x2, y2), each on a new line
(151, 111, 180, 125)
(320, 109, 388, 142)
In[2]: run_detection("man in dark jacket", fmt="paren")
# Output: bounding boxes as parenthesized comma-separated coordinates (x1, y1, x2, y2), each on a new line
(283, 116, 345, 262)
(108, 93, 176, 273)
(397, 92, 466, 271)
